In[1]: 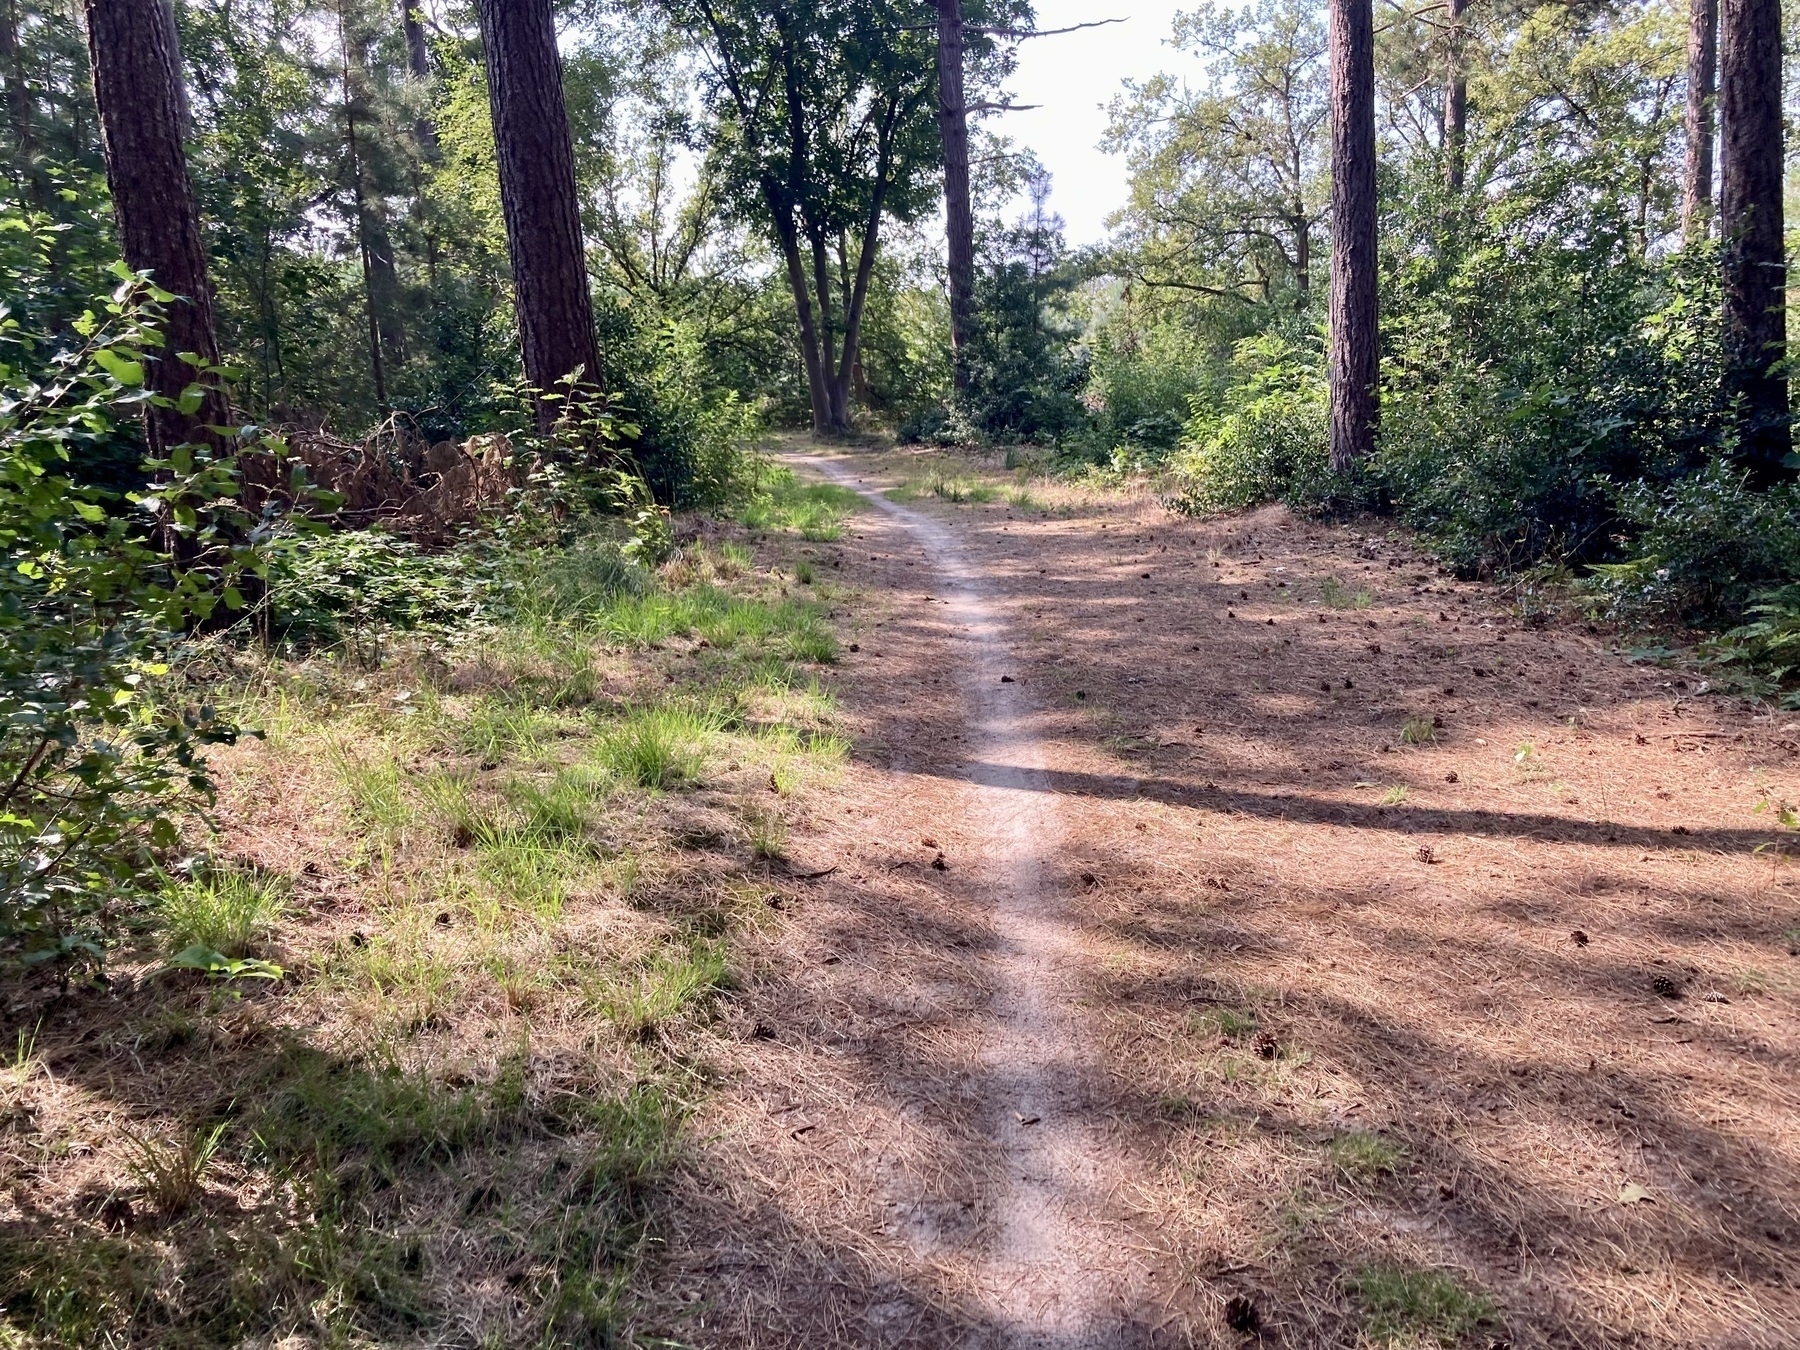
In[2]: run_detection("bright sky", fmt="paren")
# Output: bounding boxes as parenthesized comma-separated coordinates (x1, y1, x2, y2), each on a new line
(1001, 1, 1193, 246)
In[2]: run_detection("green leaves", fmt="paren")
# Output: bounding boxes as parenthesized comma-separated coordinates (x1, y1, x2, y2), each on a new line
(159, 944, 285, 981)
(0, 270, 267, 973)
(92, 346, 144, 387)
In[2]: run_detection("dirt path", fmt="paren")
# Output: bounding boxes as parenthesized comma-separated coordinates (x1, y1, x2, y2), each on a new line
(652, 441, 1800, 1349)
(792, 450, 1141, 1341)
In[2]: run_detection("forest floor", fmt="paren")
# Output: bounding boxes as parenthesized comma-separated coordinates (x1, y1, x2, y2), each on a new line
(647, 438, 1800, 1349)
(2, 437, 1798, 1350)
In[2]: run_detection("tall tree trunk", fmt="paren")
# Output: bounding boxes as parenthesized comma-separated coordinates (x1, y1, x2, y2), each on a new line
(1293, 213, 1310, 309)
(339, 12, 392, 412)
(937, 0, 975, 392)
(1328, 0, 1378, 474)
(475, 0, 602, 435)
(832, 167, 891, 423)
(1719, 0, 1790, 483)
(1, 0, 39, 206)
(1443, 0, 1467, 191)
(768, 191, 831, 433)
(1684, 0, 1718, 237)
(399, 0, 439, 157)
(83, 0, 230, 454)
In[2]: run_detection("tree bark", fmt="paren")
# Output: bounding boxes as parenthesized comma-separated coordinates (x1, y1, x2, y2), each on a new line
(339, 9, 395, 411)
(768, 193, 831, 433)
(1, 0, 39, 206)
(1684, 0, 1718, 237)
(937, 0, 975, 392)
(1443, 0, 1467, 192)
(475, 0, 602, 435)
(1719, 0, 1789, 482)
(399, 0, 439, 157)
(1293, 213, 1310, 309)
(1328, 0, 1378, 474)
(83, 0, 230, 454)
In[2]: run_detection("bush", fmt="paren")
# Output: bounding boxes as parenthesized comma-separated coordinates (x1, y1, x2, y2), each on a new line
(1169, 334, 1334, 516)
(593, 295, 764, 510)
(267, 528, 488, 650)
(1707, 584, 1800, 701)
(1079, 317, 1217, 458)
(0, 273, 268, 968)
(1586, 463, 1800, 622)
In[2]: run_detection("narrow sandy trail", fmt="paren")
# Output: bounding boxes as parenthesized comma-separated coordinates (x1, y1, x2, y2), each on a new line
(789, 450, 1145, 1345)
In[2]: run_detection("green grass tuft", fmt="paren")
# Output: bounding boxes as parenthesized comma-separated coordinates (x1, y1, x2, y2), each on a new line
(1326, 1130, 1404, 1180)
(1400, 717, 1439, 746)
(594, 705, 718, 789)
(1320, 576, 1374, 609)
(592, 941, 729, 1038)
(157, 867, 287, 958)
(737, 468, 861, 541)
(1349, 1265, 1495, 1346)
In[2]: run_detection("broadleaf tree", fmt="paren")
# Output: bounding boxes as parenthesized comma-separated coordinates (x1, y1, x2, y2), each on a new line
(663, 0, 942, 435)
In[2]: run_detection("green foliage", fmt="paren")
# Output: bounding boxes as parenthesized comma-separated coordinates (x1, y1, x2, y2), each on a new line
(594, 293, 767, 510)
(156, 864, 288, 958)
(0, 275, 273, 969)
(1589, 464, 1800, 621)
(1079, 313, 1217, 458)
(958, 171, 1090, 445)
(1169, 333, 1333, 515)
(267, 528, 486, 649)
(737, 466, 862, 540)
(1348, 1265, 1495, 1346)
(1708, 585, 1800, 700)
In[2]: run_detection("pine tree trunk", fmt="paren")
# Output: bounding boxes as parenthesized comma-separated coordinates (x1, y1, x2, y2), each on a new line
(339, 12, 394, 411)
(1, 0, 39, 206)
(1443, 0, 1467, 192)
(475, 0, 602, 435)
(1719, 0, 1790, 482)
(937, 0, 975, 392)
(399, 0, 439, 157)
(1293, 213, 1310, 309)
(1328, 0, 1378, 474)
(1684, 0, 1718, 237)
(83, 0, 230, 454)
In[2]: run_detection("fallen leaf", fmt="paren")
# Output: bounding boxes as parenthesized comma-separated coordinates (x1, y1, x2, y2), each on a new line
(1618, 1182, 1654, 1205)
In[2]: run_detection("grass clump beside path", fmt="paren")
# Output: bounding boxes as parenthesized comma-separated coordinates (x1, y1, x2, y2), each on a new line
(0, 514, 853, 1349)
(736, 464, 862, 541)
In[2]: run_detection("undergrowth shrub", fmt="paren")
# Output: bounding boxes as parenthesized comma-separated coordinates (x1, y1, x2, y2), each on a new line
(1586, 464, 1800, 621)
(1079, 317, 1215, 459)
(0, 273, 272, 969)
(268, 529, 488, 650)
(1707, 585, 1800, 703)
(1169, 334, 1333, 516)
